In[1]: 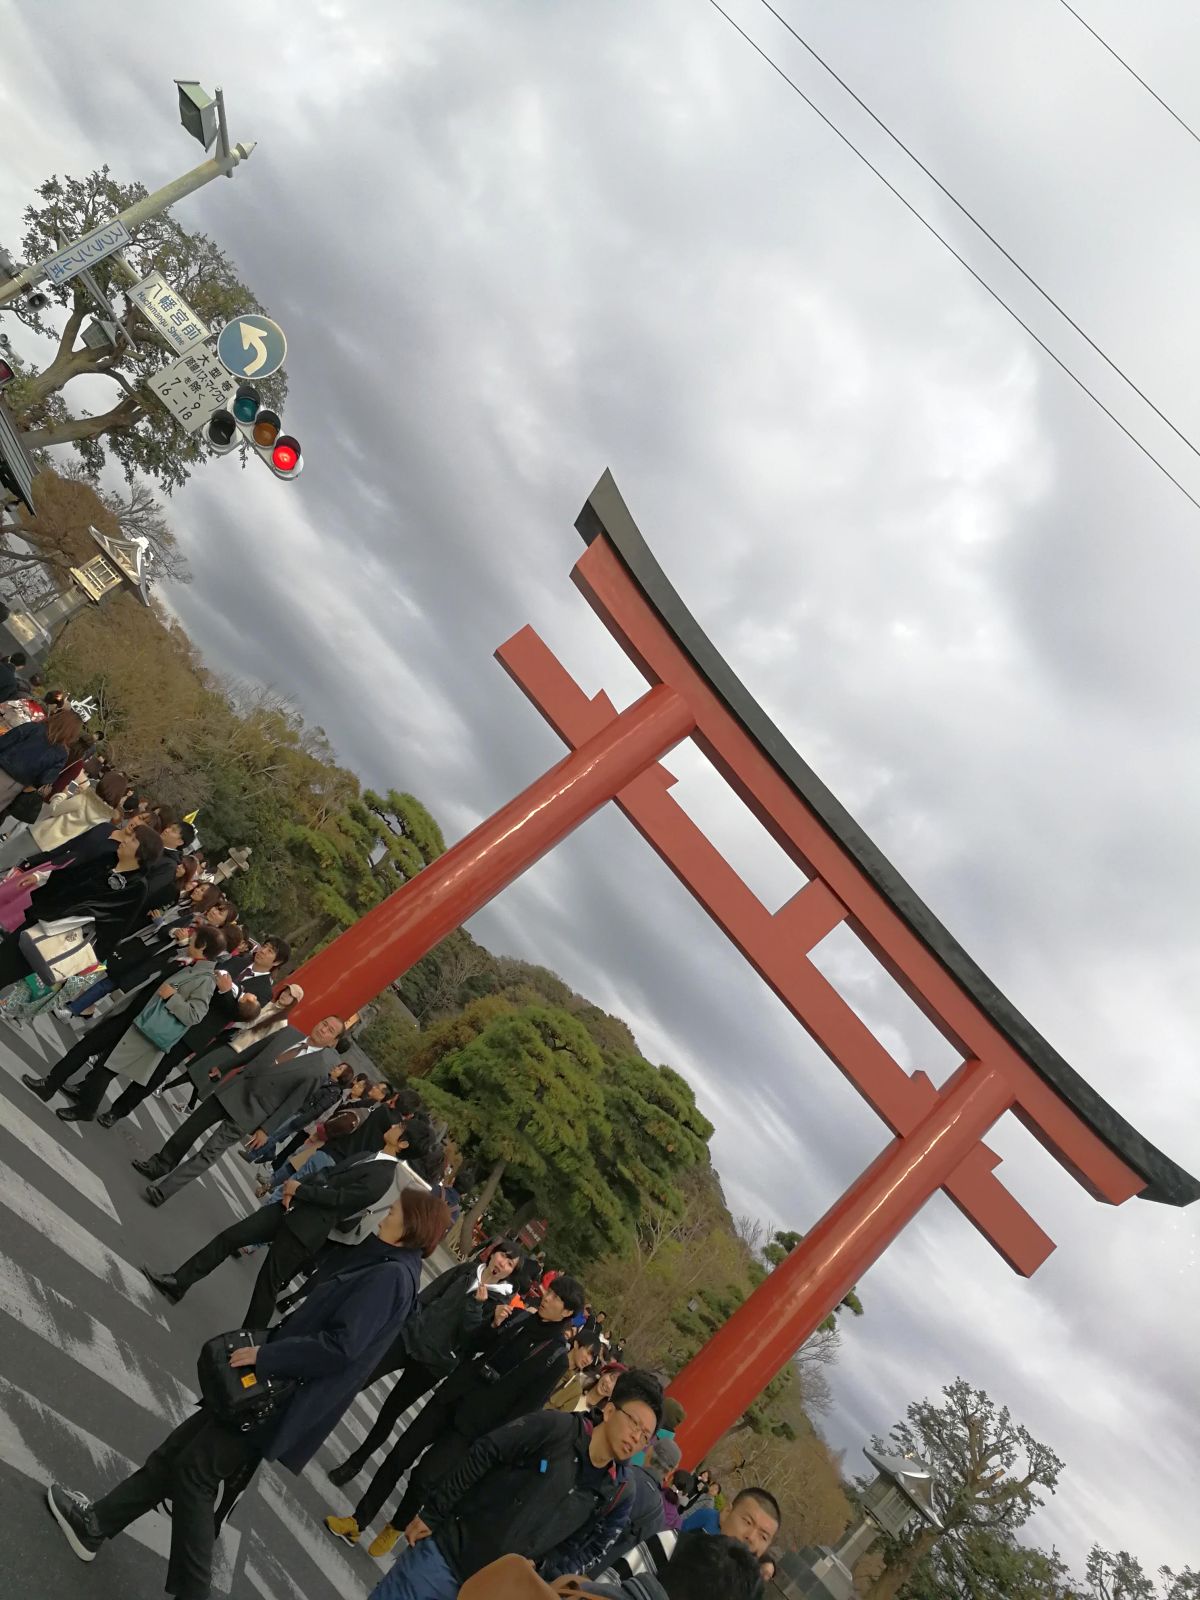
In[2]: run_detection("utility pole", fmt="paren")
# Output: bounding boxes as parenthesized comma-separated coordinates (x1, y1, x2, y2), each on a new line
(0, 82, 253, 309)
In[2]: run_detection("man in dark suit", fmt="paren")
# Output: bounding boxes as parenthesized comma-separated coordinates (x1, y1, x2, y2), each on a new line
(142, 1119, 412, 1325)
(131, 1015, 345, 1206)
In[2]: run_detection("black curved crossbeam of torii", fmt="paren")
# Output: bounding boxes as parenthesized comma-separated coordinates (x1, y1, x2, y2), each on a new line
(558, 470, 1197, 1211)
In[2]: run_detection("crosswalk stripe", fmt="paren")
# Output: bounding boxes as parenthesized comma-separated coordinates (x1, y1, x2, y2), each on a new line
(3, 1017, 52, 1062)
(0, 1251, 193, 1425)
(141, 1093, 175, 1143)
(0, 1018, 51, 1071)
(0, 1092, 120, 1221)
(0, 1022, 84, 1136)
(0, 1370, 241, 1593)
(259, 1465, 370, 1599)
(245, 1546, 309, 1600)
(31, 1010, 69, 1056)
(0, 1161, 168, 1326)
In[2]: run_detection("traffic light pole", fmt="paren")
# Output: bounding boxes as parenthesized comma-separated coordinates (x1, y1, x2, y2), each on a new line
(0, 142, 256, 309)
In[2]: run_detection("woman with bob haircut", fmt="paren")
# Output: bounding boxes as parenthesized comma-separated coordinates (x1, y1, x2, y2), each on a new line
(45, 1187, 451, 1596)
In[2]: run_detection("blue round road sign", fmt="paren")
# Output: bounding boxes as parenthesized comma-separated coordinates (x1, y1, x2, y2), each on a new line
(217, 315, 287, 381)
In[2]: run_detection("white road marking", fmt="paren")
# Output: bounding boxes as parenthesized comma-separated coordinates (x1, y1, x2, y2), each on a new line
(259, 1466, 370, 1597)
(0, 1018, 50, 1064)
(141, 1094, 175, 1143)
(0, 1251, 193, 1425)
(0, 1162, 167, 1326)
(0, 1093, 120, 1221)
(0, 1024, 84, 1135)
(0, 1372, 240, 1592)
(245, 1542, 309, 1600)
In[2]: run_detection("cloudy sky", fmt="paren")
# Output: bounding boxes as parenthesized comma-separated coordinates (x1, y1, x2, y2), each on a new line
(3, 0, 1198, 1578)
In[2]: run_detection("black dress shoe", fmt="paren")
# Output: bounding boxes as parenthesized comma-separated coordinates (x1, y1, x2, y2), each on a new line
(96, 1111, 117, 1129)
(20, 1073, 53, 1101)
(59, 1080, 86, 1102)
(327, 1458, 362, 1488)
(131, 1155, 167, 1178)
(141, 1265, 185, 1303)
(56, 1105, 94, 1124)
(143, 1184, 166, 1207)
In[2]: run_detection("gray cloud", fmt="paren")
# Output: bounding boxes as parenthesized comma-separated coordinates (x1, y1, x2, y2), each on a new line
(4, 0, 1198, 1576)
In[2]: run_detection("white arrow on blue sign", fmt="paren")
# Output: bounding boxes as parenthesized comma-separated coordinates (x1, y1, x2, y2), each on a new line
(216, 315, 287, 381)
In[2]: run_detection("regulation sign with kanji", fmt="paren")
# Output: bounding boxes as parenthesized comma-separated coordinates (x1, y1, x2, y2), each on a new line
(128, 273, 209, 354)
(146, 343, 232, 433)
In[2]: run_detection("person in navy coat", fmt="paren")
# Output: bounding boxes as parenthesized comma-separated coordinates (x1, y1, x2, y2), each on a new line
(42, 1188, 451, 1599)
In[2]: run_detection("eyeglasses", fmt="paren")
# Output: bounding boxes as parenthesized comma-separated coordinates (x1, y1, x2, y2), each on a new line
(614, 1406, 655, 1445)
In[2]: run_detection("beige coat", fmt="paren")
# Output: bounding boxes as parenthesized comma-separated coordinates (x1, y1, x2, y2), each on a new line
(28, 787, 114, 852)
(107, 962, 218, 1086)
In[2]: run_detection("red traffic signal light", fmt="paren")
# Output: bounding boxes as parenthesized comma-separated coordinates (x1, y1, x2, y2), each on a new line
(0, 358, 14, 389)
(270, 435, 301, 476)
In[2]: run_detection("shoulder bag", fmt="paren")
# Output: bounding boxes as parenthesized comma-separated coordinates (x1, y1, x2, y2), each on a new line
(134, 992, 190, 1051)
(196, 1330, 296, 1435)
(19, 916, 98, 985)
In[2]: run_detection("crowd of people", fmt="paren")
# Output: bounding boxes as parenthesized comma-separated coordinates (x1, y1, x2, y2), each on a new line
(0, 667, 784, 1600)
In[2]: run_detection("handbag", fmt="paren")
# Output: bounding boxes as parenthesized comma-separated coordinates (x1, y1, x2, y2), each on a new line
(6, 788, 43, 824)
(196, 1330, 296, 1435)
(134, 992, 189, 1051)
(19, 916, 98, 984)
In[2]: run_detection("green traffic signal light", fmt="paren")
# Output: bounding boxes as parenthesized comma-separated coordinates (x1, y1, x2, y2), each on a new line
(232, 384, 259, 424)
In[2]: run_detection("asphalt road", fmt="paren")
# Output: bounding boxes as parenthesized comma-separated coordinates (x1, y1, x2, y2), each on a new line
(0, 1009, 430, 1600)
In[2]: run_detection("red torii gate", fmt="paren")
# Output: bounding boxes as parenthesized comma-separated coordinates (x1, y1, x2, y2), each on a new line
(292, 471, 1198, 1463)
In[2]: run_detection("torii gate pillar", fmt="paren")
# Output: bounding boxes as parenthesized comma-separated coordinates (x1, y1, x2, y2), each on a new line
(291, 471, 1197, 1464)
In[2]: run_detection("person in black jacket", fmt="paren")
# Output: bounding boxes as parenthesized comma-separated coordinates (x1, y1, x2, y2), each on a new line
(142, 1119, 415, 1326)
(362, 1370, 663, 1600)
(0, 822, 163, 993)
(325, 1274, 586, 1556)
(45, 1190, 450, 1600)
(328, 1239, 522, 1491)
(155, 933, 288, 1065)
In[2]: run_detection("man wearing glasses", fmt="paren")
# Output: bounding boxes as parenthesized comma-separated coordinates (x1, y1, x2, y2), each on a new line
(367, 1370, 664, 1600)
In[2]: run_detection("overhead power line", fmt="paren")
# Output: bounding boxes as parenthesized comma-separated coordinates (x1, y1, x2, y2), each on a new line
(753, 0, 1200, 470)
(1056, 0, 1200, 148)
(704, 0, 1200, 516)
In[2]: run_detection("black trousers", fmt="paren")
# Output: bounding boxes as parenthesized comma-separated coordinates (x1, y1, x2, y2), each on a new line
(42, 1002, 141, 1110)
(90, 1408, 260, 1600)
(389, 1429, 471, 1533)
(353, 1387, 470, 1529)
(174, 1204, 315, 1329)
(156, 1094, 230, 1166)
(341, 1360, 440, 1473)
(106, 1051, 188, 1122)
(155, 1031, 199, 1080)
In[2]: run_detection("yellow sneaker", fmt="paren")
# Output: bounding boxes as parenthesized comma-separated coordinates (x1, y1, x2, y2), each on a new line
(368, 1524, 401, 1559)
(324, 1513, 361, 1546)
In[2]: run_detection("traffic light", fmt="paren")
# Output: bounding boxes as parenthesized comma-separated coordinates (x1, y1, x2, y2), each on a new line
(204, 407, 239, 456)
(224, 383, 304, 480)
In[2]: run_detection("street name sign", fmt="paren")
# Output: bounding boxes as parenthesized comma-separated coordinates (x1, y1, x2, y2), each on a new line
(43, 220, 132, 287)
(146, 342, 232, 433)
(128, 272, 209, 354)
(216, 314, 286, 380)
